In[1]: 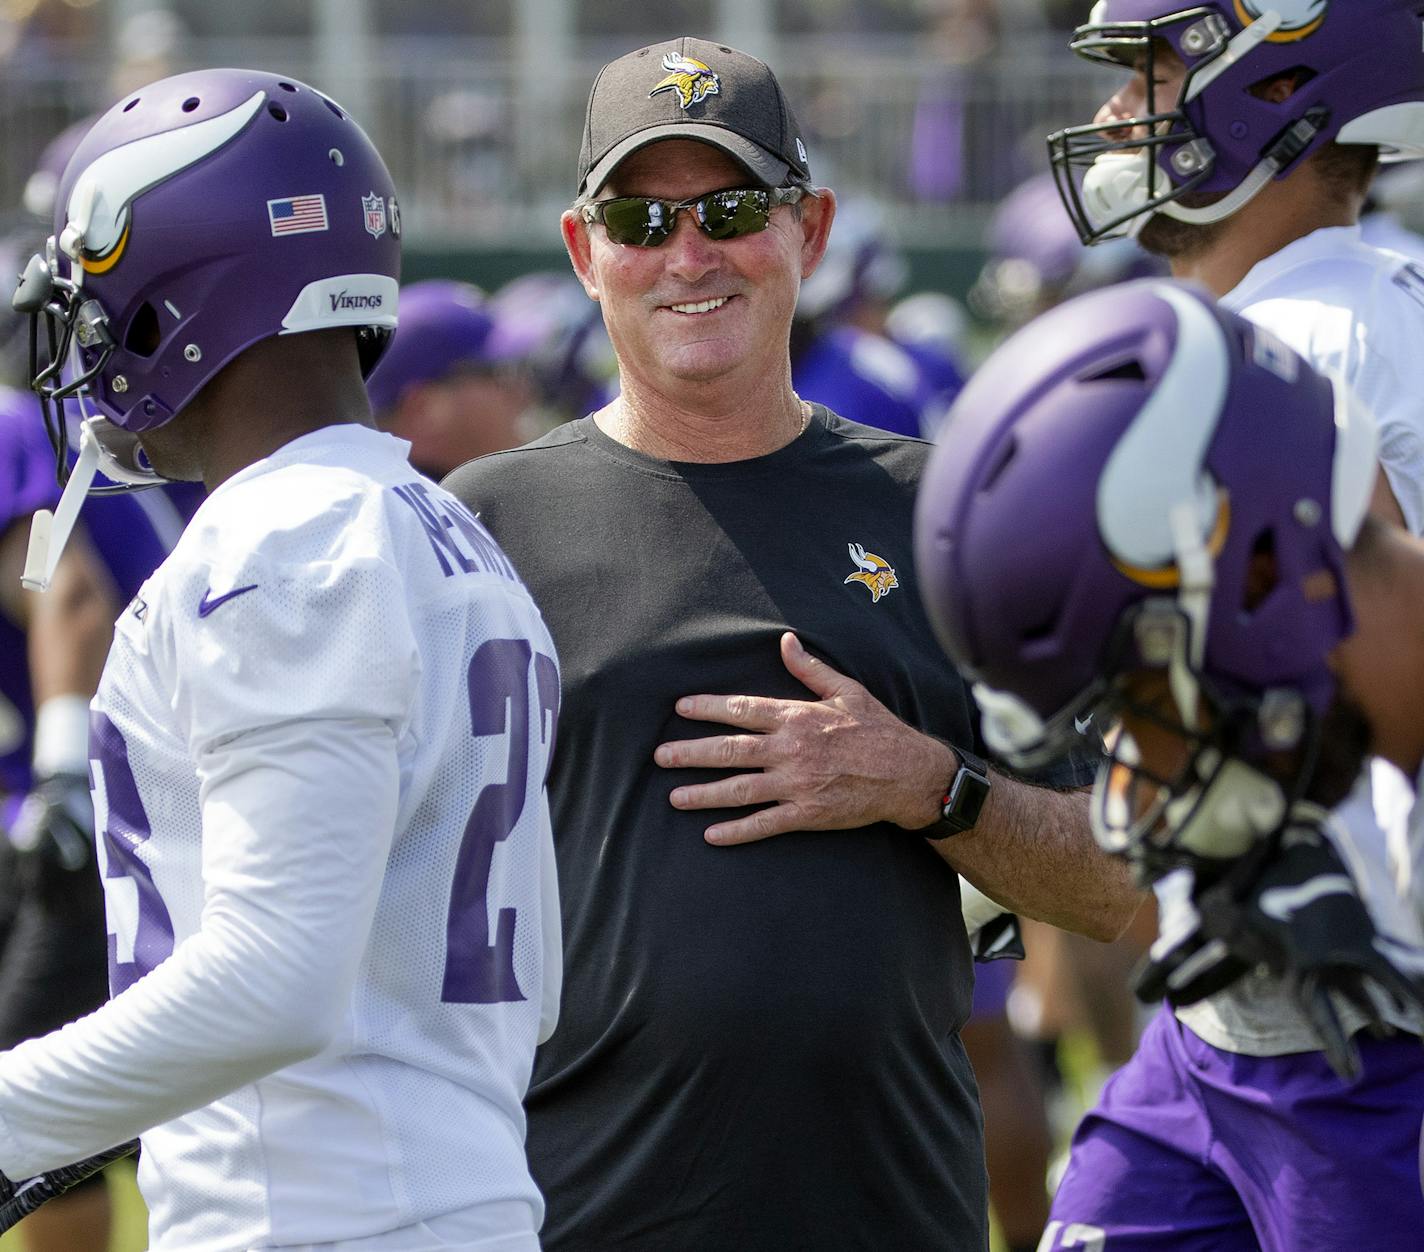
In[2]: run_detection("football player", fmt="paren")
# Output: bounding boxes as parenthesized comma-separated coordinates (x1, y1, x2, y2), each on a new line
(2, 68, 561, 1251)
(0, 118, 186, 1252)
(1039, 4, 1424, 1242)
(916, 278, 1424, 1250)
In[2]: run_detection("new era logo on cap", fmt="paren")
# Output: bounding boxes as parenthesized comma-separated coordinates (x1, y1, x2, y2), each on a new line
(268, 194, 329, 236)
(577, 36, 812, 197)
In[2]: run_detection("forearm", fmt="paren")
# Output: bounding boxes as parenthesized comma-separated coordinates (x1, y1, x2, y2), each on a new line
(931, 774, 1143, 941)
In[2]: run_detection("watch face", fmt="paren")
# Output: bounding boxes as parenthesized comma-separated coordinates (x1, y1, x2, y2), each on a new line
(943, 763, 991, 832)
(955, 774, 989, 829)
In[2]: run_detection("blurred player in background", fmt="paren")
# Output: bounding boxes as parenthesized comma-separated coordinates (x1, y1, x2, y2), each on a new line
(0, 117, 184, 1252)
(967, 170, 1162, 332)
(917, 278, 1424, 1251)
(485, 272, 618, 427)
(1, 67, 560, 1251)
(0, 386, 171, 1252)
(366, 278, 537, 476)
(1035, 3, 1424, 1244)
(790, 198, 957, 437)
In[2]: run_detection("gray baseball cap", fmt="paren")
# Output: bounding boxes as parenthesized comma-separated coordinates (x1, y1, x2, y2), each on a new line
(577, 37, 812, 197)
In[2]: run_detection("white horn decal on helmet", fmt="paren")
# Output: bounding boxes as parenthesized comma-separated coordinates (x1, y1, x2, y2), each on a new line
(1096, 283, 1230, 578)
(60, 90, 266, 266)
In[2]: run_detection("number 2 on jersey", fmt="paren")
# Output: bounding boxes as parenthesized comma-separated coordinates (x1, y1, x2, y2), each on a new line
(442, 637, 558, 1004)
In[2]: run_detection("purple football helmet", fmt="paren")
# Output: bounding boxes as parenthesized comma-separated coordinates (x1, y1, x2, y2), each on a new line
(13, 67, 400, 492)
(1047, 1, 1424, 244)
(486, 273, 616, 421)
(970, 174, 1165, 325)
(914, 279, 1378, 866)
(366, 280, 519, 415)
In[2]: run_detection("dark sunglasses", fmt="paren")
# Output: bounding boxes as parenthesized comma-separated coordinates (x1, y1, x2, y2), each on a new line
(580, 185, 807, 247)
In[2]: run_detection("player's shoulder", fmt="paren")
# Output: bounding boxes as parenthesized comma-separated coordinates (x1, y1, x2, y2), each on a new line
(166, 426, 417, 583)
(1238, 229, 1424, 318)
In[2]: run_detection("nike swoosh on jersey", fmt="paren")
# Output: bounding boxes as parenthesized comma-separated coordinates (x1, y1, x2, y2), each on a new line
(197, 583, 259, 618)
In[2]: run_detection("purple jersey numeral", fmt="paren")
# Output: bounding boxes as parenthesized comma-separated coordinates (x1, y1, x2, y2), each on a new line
(89, 712, 175, 994)
(442, 638, 558, 1004)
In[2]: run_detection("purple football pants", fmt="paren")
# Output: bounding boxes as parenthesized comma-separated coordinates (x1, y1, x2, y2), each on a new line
(1041, 1006, 1424, 1251)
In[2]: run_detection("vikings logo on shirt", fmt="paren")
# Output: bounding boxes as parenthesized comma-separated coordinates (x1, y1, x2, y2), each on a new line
(843, 543, 899, 602)
(1234, 0, 1327, 41)
(649, 54, 720, 110)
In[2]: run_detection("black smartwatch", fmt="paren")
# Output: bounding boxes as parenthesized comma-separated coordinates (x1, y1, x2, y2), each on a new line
(927, 747, 991, 839)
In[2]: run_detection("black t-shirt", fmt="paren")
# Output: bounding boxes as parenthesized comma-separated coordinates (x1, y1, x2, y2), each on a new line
(444, 408, 989, 1251)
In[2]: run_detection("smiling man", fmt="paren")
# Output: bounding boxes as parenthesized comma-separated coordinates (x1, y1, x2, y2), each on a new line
(443, 36, 1138, 1252)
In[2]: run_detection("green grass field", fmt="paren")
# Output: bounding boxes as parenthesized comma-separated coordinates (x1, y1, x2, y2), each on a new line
(0, 1161, 147, 1252)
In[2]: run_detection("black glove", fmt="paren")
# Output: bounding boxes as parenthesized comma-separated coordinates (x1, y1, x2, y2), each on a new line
(0, 1141, 139, 1232)
(1133, 868, 1254, 1006)
(1137, 820, 1424, 1081)
(8, 773, 95, 906)
(971, 912, 1026, 962)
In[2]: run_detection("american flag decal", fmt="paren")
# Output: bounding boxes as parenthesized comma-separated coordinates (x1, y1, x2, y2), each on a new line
(267, 194, 329, 236)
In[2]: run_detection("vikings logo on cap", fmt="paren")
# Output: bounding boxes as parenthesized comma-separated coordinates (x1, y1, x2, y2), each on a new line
(1234, 0, 1327, 41)
(649, 53, 720, 110)
(844, 543, 899, 602)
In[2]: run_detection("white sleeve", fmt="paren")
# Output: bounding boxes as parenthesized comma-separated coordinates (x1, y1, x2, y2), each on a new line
(0, 718, 399, 1179)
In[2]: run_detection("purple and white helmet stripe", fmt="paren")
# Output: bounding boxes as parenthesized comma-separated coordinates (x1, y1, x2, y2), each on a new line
(914, 277, 1377, 859)
(914, 278, 1374, 760)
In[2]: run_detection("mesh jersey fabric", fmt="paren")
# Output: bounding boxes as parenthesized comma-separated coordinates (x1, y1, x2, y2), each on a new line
(0, 424, 561, 1251)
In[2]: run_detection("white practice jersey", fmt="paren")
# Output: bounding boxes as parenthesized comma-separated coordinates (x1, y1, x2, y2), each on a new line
(1176, 224, 1424, 1055)
(0, 425, 561, 1251)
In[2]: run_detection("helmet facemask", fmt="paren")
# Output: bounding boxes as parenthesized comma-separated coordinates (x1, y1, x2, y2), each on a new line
(1090, 598, 1326, 882)
(1048, 6, 1328, 243)
(13, 244, 158, 498)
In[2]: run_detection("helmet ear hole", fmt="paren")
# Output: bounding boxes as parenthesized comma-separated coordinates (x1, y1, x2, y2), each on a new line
(1080, 357, 1147, 384)
(1242, 527, 1278, 615)
(124, 302, 162, 357)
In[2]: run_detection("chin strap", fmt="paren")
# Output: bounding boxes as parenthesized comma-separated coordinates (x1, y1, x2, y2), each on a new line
(21, 418, 101, 592)
(19, 414, 166, 592)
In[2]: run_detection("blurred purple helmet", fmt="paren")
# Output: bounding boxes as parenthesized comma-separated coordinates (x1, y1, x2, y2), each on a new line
(487, 272, 615, 419)
(914, 279, 1378, 862)
(795, 201, 908, 325)
(969, 174, 1087, 323)
(970, 174, 1164, 324)
(1048, 1, 1424, 243)
(15, 67, 399, 481)
(366, 280, 515, 414)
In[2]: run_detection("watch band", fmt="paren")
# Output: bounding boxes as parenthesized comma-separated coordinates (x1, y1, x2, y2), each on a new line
(926, 746, 991, 840)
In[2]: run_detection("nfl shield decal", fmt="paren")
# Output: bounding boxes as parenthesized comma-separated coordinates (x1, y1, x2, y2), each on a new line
(363, 191, 387, 239)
